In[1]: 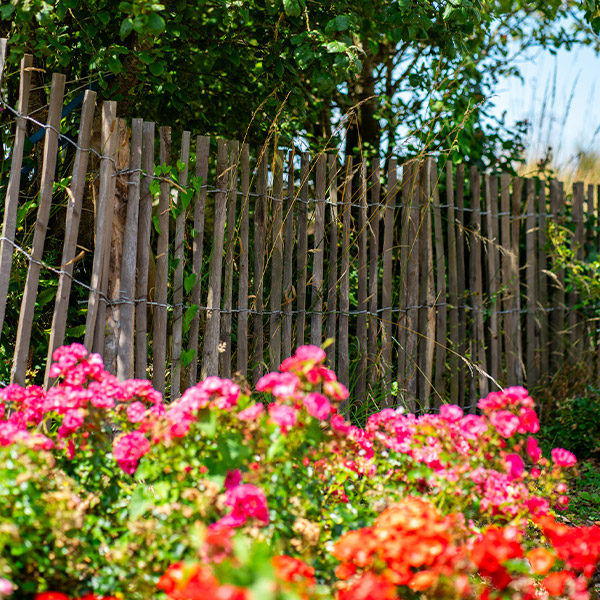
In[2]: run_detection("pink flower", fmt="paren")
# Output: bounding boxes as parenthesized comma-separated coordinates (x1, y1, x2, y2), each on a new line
(489, 410, 520, 438)
(224, 469, 242, 490)
(518, 407, 540, 434)
(0, 577, 15, 597)
(551, 448, 577, 468)
(526, 437, 541, 463)
(440, 404, 463, 422)
(295, 345, 326, 363)
(256, 372, 299, 399)
(330, 414, 352, 435)
(323, 379, 349, 401)
(113, 431, 151, 475)
(224, 483, 269, 525)
(302, 392, 331, 420)
(459, 415, 488, 440)
(268, 404, 298, 432)
(527, 496, 550, 516)
(62, 408, 85, 430)
(237, 402, 264, 421)
(126, 401, 146, 423)
(505, 453, 524, 480)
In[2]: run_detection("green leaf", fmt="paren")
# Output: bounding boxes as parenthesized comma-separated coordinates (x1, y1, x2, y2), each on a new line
(98, 11, 110, 25)
(147, 11, 166, 34)
(333, 15, 350, 31)
(128, 486, 154, 520)
(283, 0, 301, 18)
(197, 409, 217, 438)
(181, 348, 195, 368)
(267, 432, 287, 461)
(120, 18, 134, 40)
(0, 4, 15, 18)
(182, 304, 198, 333)
(152, 215, 161, 235)
(184, 273, 197, 295)
(149, 61, 164, 76)
(326, 41, 347, 53)
(36, 286, 57, 309)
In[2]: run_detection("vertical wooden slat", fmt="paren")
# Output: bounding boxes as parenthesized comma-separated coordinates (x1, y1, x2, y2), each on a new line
(432, 161, 447, 406)
(252, 145, 268, 382)
(356, 159, 368, 405)
(171, 131, 191, 397)
(152, 126, 171, 393)
(0, 54, 33, 340)
(221, 140, 239, 378)
(455, 165, 467, 405)
(116, 118, 143, 381)
(402, 161, 420, 412)
(202, 139, 228, 378)
(485, 174, 501, 387)
(134, 122, 155, 379)
(296, 153, 309, 348)
(501, 174, 516, 384)
(538, 181, 549, 381)
(282, 149, 295, 361)
(187, 135, 210, 386)
(12, 73, 66, 384)
(570, 182, 585, 359)
(446, 162, 460, 405)
(469, 167, 488, 399)
(525, 178, 538, 387)
(549, 180, 565, 370)
(45, 89, 96, 384)
(511, 178, 524, 384)
(418, 160, 435, 409)
(338, 156, 352, 394)
(325, 155, 339, 369)
(381, 158, 397, 408)
(0, 39, 7, 84)
(367, 158, 381, 390)
(236, 144, 251, 376)
(103, 119, 130, 372)
(587, 183, 595, 358)
(311, 154, 326, 347)
(269, 150, 284, 370)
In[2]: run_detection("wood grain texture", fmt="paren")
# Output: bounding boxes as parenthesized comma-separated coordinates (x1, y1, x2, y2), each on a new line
(282, 149, 295, 361)
(152, 127, 172, 393)
(355, 159, 368, 405)
(269, 150, 284, 370)
(295, 153, 309, 348)
(537, 181, 549, 381)
(13, 73, 66, 384)
(549, 180, 565, 370)
(0, 54, 33, 340)
(202, 139, 229, 378)
(311, 154, 326, 347)
(45, 89, 97, 385)
(187, 135, 210, 386)
(135, 122, 156, 379)
(170, 131, 191, 397)
(325, 155, 339, 370)
(525, 178, 538, 387)
(367, 158, 381, 389)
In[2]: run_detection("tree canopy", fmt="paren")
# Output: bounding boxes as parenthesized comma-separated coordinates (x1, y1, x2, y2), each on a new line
(1, 0, 598, 165)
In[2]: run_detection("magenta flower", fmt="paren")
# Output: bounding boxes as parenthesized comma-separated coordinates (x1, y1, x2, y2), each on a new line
(518, 407, 540, 434)
(526, 437, 541, 463)
(256, 372, 299, 399)
(295, 345, 326, 362)
(268, 403, 298, 432)
(302, 392, 332, 420)
(551, 447, 577, 467)
(113, 431, 151, 475)
(489, 410, 520, 438)
(237, 402, 264, 421)
(0, 577, 15, 597)
(505, 453, 524, 480)
(224, 483, 269, 525)
(224, 469, 242, 490)
(459, 414, 488, 440)
(126, 401, 146, 423)
(439, 404, 463, 422)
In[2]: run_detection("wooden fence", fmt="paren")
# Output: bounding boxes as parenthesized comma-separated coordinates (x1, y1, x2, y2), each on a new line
(0, 46, 597, 410)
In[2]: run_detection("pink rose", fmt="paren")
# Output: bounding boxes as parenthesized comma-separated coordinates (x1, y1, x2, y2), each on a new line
(126, 401, 146, 423)
(224, 483, 269, 525)
(62, 408, 85, 431)
(295, 345, 326, 363)
(302, 392, 332, 420)
(268, 404, 298, 432)
(459, 415, 488, 440)
(526, 437, 541, 463)
(505, 453, 524, 480)
(256, 372, 299, 399)
(489, 410, 520, 438)
(440, 404, 463, 422)
(551, 447, 577, 467)
(527, 496, 550, 516)
(238, 402, 264, 421)
(518, 407, 540, 434)
(224, 469, 242, 490)
(113, 431, 151, 475)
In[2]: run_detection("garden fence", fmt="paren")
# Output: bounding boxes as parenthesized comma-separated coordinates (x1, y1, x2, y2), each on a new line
(0, 44, 597, 410)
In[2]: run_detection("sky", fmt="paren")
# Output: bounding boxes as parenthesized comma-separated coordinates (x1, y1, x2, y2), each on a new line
(491, 42, 600, 171)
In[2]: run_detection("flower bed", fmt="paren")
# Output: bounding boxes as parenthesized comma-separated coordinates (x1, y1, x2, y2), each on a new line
(0, 344, 598, 599)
